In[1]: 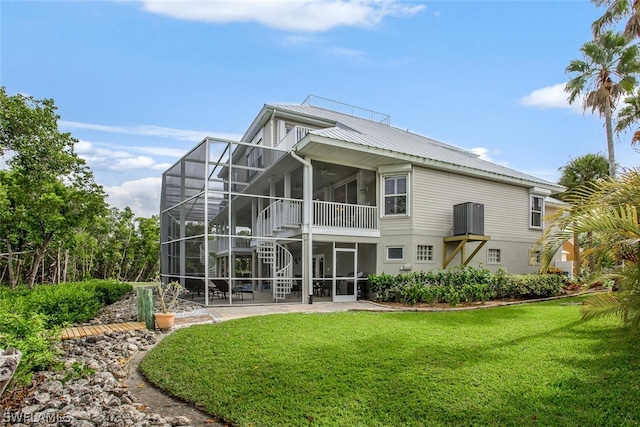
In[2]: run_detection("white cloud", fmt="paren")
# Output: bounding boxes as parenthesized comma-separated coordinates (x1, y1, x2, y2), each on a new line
(103, 177, 162, 218)
(470, 147, 493, 162)
(75, 139, 178, 172)
(59, 120, 241, 142)
(519, 83, 583, 113)
(139, 0, 424, 32)
(469, 147, 508, 166)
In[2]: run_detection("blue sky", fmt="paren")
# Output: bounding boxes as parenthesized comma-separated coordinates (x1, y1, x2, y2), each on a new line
(2, 0, 640, 217)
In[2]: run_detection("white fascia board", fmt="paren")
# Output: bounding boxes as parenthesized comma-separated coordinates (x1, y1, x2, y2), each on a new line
(529, 187, 553, 196)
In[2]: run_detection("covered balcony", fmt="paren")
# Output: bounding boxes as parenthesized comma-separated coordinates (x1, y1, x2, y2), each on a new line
(255, 198, 379, 239)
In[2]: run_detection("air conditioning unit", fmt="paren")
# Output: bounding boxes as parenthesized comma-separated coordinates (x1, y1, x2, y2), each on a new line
(453, 202, 484, 236)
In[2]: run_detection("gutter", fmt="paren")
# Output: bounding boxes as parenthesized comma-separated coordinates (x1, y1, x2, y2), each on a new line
(290, 150, 314, 304)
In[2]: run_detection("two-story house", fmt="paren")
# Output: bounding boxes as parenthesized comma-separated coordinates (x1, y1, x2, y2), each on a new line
(160, 96, 565, 306)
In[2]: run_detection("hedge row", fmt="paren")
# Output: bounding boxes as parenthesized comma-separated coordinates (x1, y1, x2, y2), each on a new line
(0, 280, 132, 382)
(368, 267, 564, 306)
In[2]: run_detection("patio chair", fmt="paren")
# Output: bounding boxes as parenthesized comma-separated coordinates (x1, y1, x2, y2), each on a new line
(184, 278, 206, 300)
(211, 279, 242, 300)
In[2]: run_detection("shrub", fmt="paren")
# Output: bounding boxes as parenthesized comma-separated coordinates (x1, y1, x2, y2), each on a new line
(503, 274, 564, 299)
(21, 283, 102, 328)
(0, 311, 57, 383)
(0, 280, 133, 382)
(91, 281, 133, 305)
(369, 267, 563, 306)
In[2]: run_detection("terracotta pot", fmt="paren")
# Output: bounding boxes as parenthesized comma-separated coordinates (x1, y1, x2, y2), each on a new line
(154, 312, 176, 330)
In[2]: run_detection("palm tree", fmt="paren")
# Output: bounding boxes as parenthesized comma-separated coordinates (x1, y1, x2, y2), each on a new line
(565, 30, 640, 178)
(615, 88, 640, 145)
(592, 0, 640, 39)
(557, 153, 611, 277)
(538, 169, 640, 330)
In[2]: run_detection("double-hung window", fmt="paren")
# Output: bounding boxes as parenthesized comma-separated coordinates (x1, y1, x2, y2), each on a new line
(530, 195, 543, 229)
(384, 175, 407, 215)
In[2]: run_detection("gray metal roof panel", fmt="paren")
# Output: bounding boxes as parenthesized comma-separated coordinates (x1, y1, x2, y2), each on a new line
(268, 103, 560, 189)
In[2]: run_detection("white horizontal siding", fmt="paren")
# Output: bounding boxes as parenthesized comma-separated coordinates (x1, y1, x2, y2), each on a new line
(412, 167, 542, 241)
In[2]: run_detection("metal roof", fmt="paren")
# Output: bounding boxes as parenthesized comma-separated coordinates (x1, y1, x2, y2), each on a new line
(268, 103, 563, 192)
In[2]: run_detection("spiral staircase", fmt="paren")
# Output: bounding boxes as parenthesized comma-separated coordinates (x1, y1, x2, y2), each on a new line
(255, 200, 297, 301)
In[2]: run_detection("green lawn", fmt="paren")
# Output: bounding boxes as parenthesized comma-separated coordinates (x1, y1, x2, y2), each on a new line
(140, 298, 640, 426)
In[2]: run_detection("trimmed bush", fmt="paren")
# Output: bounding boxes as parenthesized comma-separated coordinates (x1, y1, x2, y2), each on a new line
(369, 267, 563, 306)
(21, 284, 102, 328)
(502, 274, 564, 299)
(92, 281, 133, 305)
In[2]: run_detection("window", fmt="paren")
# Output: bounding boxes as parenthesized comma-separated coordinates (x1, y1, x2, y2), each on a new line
(333, 179, 358, 204)
(387, 246, 404, 260)
(384, 175, 407, 215)
(417, 245, 433, 262)
(530, 195, 543, 228)
(488, 248, 501, 264)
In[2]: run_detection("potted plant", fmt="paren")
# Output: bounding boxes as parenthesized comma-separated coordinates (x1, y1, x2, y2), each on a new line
(154, 281, 186, 330)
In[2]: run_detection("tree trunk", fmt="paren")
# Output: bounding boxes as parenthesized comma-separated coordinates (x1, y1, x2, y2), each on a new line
(6, 240, 15, 291)
(27, 233, 54, 289)
(63, 249, 69, 283)
(134, 265, 146, 283)
(604, 101, 616, 178)
(573, 231, 581, 278)
(29, 249, 45, 289)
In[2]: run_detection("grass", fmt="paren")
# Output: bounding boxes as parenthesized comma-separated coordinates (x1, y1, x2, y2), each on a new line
(140, 298, 640, 426)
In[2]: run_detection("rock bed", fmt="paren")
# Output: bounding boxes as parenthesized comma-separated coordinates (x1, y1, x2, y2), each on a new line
(1, 291, 206, 426)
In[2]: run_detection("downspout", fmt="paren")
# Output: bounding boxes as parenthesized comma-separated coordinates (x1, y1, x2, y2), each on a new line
(270, 108, 277, 146)
(290, 150, 314, 304)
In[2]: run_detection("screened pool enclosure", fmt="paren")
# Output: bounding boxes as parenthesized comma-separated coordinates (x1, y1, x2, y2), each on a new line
(160, 138, 309, 305)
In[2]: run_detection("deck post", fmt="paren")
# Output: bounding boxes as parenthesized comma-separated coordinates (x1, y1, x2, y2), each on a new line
(137, 287, 155, 330)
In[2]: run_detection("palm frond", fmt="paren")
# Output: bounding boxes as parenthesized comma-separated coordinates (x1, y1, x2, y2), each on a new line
(592, 0, 631, 36)
(580, 293, 625, 321)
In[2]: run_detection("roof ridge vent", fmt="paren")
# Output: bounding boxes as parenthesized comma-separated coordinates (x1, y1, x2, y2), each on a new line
(302, 95, 390, 125)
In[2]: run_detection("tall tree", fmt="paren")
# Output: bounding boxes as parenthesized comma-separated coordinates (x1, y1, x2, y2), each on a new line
(565, 31, 640, 178)
(614, 88, 640, 145)
(557, 153, 611, 277)
(0, 87, 107, 288)
(592, 0, 640, 39)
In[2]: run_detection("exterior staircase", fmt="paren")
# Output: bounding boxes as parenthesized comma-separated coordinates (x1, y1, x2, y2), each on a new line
(199, 239, 217, 277)
(256, 240, 294, 301)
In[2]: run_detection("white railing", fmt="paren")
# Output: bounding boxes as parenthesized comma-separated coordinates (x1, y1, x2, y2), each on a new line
(256, 200, 303, 237)
(199, 239, 217, 264)
(216, 237, 251, 252)
(278, 125, 316, 150)
(256, 200, 378, 236)
(313, 201, 378, 230)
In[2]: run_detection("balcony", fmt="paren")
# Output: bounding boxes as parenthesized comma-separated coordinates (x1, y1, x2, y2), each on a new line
(277, 125, 317, 151)
(313, 201, 378, 230)
(256, 200, 379, 238)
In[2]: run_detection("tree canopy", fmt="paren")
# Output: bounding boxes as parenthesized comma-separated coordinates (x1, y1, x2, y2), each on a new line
(0, 87, 159, 287)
